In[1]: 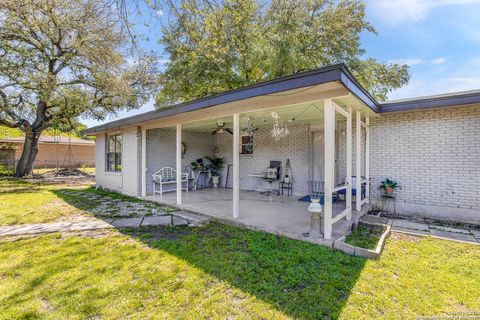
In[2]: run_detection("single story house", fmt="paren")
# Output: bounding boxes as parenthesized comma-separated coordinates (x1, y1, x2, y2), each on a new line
(0, 136, 95, 169)
(85, 64, 480, 240)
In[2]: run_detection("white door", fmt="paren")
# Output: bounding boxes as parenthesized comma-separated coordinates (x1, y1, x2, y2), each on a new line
(312, 132, 324, 182)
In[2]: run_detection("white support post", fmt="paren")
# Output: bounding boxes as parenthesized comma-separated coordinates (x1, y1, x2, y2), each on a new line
(141, 129, 147, 197)
(176, 123, 182, 205)
(323, 99, 335, 239)
(356, 111, 362, 211)
(233, 113, 240, 219)
(346, 107, 352, 220)
(365, 117, 370, 204)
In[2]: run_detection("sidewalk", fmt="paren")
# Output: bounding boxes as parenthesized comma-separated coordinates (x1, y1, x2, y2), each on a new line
(0, 211, 210, 237)
(361, 215, 480, 244)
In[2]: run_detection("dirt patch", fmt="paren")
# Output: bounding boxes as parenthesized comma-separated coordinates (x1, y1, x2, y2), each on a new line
(27, 169, 95, 185)
(390, 231, 422, 242)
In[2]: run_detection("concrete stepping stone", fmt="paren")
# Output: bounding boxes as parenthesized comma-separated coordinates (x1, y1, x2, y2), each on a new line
(110, 217, 143, 228)
(172, 216, 189, 226)
(392, 219, 429, 232)
(470, 229, 480, 240)
(141, 216, 173, 227)
(430, 229, 478, 243)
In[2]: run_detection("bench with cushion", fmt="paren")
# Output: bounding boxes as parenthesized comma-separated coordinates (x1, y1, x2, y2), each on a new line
(152, 167, 189, 195)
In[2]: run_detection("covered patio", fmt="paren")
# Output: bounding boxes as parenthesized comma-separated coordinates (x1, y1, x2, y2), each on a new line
(90, 65, 376, 243)
(144, 188, 364, 245)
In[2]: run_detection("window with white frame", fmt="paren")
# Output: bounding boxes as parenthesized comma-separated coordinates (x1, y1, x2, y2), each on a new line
(106, 134, 122, 172)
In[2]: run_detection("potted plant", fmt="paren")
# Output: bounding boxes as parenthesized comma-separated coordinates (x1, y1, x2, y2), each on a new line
(379, 178, 400, 195)
(206, 156, 225, 188)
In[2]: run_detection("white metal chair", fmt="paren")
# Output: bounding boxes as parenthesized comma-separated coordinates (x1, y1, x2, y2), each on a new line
(152, 167, 189, 195)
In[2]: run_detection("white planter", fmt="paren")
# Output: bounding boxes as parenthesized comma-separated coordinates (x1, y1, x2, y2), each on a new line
(212, 175, 220, 188)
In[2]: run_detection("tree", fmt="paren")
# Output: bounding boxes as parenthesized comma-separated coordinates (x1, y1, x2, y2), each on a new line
(0, 0, 157, 176)
(156, 0, 409, 108)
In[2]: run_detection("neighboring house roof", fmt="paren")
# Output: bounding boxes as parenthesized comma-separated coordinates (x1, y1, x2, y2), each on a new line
(380, 89, 480, 113)
(0, 136, 95, 146)
(84, 63, 480, 134)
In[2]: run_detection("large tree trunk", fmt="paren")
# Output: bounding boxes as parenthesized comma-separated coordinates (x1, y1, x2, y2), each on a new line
(14, 133, 40, 177)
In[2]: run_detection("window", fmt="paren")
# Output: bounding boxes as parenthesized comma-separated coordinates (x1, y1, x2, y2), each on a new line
(241, 134, 254, 154)
(106, 134, 122, 172)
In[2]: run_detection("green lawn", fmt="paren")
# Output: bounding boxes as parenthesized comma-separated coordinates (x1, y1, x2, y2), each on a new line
(0, 179, 88, 225)
(1, 179, 480, 319)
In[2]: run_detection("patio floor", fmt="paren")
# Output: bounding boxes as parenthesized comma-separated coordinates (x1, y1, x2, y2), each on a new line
(143, 188, 364, 246)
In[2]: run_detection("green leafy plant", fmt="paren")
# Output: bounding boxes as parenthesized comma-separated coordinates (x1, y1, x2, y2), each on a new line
(205, 156, 225, 176)
(379, 178, 400, 194)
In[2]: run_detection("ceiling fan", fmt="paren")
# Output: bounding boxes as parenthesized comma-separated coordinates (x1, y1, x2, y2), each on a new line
(209, 121, 233, 135)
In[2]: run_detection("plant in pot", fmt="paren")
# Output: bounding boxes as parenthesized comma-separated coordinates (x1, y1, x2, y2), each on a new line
(206, 156, 225, 188)
(379, 178, 400, 195)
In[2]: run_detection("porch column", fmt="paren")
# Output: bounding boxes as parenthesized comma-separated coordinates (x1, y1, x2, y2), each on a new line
(365, 117, 370, 203)
(323, 99, 335, 239)
(141, 128, 147, 197)
(346, 107, 352, 220)
(176, 123, 182, 205)
(232, 113, 240, 219)
(356, 111, 362, 211)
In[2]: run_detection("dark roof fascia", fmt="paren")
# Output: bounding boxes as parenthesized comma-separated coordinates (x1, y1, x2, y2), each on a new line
(379, 91, 480, 112)
(338, 66, 380, 112)
(85, 64, 380, 134)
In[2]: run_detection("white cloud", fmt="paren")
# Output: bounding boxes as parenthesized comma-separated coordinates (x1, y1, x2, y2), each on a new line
(156, 9, 164, 17)
(368, 0, 480, 25)
(430, 57, 447, 64)
(387, 58, 423, 66)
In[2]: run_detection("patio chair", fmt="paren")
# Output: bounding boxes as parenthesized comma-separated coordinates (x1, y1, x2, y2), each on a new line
(262, 161, 281, 196)
(152, 167, 189, 195)
(337, 176, 366, 201)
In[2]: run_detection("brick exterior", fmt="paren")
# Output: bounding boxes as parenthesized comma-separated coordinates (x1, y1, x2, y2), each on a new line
(94, 104, 480, 224)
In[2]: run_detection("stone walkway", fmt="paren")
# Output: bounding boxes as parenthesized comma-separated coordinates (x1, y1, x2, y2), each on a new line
(361, 215, 480, 244)
(0, 212, 211, 237)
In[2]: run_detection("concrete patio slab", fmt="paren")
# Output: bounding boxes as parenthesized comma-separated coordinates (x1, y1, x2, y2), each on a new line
(392, 219, 429, 232)
(430, 229, 478, 243)
(429, 225, 471, 234)
(110, 218, 143, 228)
(470, 229, 480, 240)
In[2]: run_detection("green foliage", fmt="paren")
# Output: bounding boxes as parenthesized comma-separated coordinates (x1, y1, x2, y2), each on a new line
(379, 178, 401, 192)
(156, 0, 410, 108)
(345, 224, 384, 249)
(205, 156, 225, 176)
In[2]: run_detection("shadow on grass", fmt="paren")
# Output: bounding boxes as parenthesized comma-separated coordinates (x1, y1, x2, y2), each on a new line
(122, 224, 367, 320)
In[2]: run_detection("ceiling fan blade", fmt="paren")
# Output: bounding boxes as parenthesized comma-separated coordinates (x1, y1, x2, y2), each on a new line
(225, 128, 233, 134)
(211, 130, 217, 135)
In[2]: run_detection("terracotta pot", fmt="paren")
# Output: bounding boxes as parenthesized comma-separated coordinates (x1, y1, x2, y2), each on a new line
(385, 187, 394, 194)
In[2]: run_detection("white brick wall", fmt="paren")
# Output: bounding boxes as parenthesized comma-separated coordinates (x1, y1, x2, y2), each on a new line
(216, 123, 312, 196)
(145, 128, 214, 194)
(95, 133, 123, 192)
(369, 105, 480, 217)
(121, 128, 141, 196)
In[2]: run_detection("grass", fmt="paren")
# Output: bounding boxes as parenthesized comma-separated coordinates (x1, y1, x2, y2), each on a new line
(1, 179, 480, 319)
(0, 179, 88, 225)
(345, 223, 385, 249)
(0, 227, 479, 319)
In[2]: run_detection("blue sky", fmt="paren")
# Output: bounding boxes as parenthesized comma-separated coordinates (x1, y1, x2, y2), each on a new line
(83, 0, 480, 127)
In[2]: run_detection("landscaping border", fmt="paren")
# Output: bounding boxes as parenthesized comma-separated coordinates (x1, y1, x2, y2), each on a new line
(333, 222, 391, 259)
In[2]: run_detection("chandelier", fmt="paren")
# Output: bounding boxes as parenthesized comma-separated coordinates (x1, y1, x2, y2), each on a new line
(271, 112, 289, 141)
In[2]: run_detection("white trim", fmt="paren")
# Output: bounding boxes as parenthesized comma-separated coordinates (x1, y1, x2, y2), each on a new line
(176, 123, 182, 205)
(346, 107, 352, 220)
(356, 111, 362, 211)
(141, 129, 146, 197)
(323, 98, 335, 239)
(333, 101, 350, 118)
(365, 117, 370, 203)
(233, 113, 240, 219)
(332, 209, 349, 224)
